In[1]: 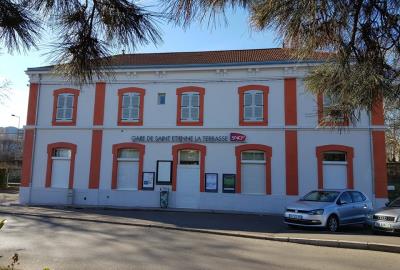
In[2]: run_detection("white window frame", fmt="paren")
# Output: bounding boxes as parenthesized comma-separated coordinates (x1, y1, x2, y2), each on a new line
(243, 90, 264, 122)
(121, 93, 140, 122)
(180, 92, 200, 122)
(56, 94, 74, 121)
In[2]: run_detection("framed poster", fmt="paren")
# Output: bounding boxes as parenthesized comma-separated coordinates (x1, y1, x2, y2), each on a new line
(156, 160, 173, 184)
(205, 173, 218, 192)
(142, 172, 155, 190)
(223, 174, 236, 193)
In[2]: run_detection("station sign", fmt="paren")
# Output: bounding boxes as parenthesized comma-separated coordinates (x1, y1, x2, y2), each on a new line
(131, 133, 247, 143)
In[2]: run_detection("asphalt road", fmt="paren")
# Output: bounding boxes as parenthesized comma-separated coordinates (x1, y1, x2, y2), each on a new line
(0, 215, 399, 270)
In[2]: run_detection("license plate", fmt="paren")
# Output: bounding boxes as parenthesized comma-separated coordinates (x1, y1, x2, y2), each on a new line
(375, 222, 391, 228)
(289, 214, 302, 220)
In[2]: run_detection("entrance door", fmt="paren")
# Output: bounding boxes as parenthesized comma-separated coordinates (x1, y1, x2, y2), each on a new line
(176, 150, 200, 208)
(323, 152, 347, 189)
(117, 149, 139, 190)
(51, 148, 71, 188)
(241, 151, 266, 194)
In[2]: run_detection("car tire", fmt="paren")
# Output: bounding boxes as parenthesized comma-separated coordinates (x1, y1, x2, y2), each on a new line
(326, 215, 339, 232)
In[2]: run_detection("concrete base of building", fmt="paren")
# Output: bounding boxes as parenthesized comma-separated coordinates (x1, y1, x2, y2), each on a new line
(20, 187, 303, 214)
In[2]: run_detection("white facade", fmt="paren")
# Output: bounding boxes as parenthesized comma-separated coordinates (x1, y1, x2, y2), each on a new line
(20, 50, 388, 213)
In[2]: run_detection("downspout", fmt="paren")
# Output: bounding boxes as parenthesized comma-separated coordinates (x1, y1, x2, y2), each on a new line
(28, 74, 41, 204)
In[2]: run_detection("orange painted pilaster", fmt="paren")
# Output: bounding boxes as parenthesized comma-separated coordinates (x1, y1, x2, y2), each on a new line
(284, 78, 297, 125)
(88, 130, 103, 189)
(372, 131, 388, 198)
(20, 129, 35, 187)
(26, 83, 39, 125)
(285, 131, 298, 195)
(93, 82, 106, 125)
(371, 98, 385, 125)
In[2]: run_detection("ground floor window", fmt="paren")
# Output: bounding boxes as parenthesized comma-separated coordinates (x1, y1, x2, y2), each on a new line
(45, 142, 77, 189)
(241, 151, 266, 194)
(322, 151, 348, 189)
(112, 143, 145, 190)
(235, 144, 272, 194)
(316, 145, 354, 189)
(116, 149, 139, 190)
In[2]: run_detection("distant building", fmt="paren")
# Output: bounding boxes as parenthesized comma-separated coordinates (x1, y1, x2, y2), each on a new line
(20, 48, 388, 212)
(0, 126, 23, 187)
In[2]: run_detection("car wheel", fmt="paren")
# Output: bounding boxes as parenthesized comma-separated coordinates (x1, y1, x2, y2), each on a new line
(327, 215, 339, 232)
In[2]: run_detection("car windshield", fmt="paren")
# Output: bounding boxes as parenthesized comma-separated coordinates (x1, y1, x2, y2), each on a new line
(388, 198, 400, 208)
(301, 191, 340, 202)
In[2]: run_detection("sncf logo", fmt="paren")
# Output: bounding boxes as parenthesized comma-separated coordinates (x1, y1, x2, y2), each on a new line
(230, 133, 246, 142)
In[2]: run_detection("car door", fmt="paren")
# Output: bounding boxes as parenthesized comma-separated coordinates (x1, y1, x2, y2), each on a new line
(336, 192, 354, 224)
(350, 191, 369, 223)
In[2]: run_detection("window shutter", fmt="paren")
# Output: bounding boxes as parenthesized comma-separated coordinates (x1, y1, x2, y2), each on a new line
(244, 93, 252, 106)
(66, 95, 74, 108)
(254, 107, 263, 119)
(56, 108, 64, 119)
(181, 94, 189, 107)
(244, 107, 253, 119)
(64, 108, 73, 119)
(191, 107, 199, 120)
(255, 93, 263, 106)
(122, 108, 129, 119)
(132, 108, 139, 120)
(122, 95, 130, 108)
(191, 94, 199, 107)
(181, 108, 190, 120)
(132, 94, 140, 107)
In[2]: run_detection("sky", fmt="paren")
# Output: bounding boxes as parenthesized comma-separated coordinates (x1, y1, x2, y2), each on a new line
(0, 5, 278, 128)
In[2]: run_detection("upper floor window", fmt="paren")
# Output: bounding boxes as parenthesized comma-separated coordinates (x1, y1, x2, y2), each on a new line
(158, 93, 166, 105)
(244, 91, 264, 121)
(176, 86, 205, 126)
(181, 93, 199, 121)
(52, 88, 80, 126)
(56, 94, 74, 121)
(318, 94, 348, 126)
(238, 85, 269, 126)
(117, 87, 145, 126)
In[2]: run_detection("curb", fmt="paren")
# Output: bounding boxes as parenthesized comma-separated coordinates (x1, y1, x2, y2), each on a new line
(1, 210, 400, 254)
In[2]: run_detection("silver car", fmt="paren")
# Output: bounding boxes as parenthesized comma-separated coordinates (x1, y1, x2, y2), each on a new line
(368, 197, 400, 234)
(284, 189, 373, 232)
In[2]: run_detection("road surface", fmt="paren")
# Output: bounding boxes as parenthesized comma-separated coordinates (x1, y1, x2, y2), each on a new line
(0, 215, 399, 270)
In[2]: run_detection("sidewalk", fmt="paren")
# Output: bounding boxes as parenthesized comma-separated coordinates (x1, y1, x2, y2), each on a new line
(0, 205, 399, 253)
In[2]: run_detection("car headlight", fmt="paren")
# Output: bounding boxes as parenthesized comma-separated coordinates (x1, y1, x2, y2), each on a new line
(366, 214, 373, 220)
(309, 209, 324, 215)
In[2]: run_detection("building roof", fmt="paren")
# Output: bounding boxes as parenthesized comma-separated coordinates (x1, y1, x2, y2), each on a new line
(27, 48, 331, 72)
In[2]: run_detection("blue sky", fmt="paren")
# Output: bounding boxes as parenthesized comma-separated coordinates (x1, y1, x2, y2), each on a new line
(0, 6, 278, 127)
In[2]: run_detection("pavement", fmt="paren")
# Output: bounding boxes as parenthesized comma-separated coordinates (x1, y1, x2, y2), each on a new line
(1, 214, 400, 270)
(0, 204, 399, 255)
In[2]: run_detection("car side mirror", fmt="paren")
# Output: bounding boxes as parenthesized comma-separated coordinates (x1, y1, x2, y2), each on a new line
(385, 201, 390, 207)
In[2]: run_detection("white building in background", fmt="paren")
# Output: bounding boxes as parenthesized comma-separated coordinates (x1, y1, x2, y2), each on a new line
(20, 48, 388, 213)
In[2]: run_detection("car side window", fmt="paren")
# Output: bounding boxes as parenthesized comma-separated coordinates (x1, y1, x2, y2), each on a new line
(339, 192, 353, 204)
(350, 192, 364, 203)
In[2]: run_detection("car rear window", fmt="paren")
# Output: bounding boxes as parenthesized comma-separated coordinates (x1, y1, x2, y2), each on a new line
(301, 191, 340, 202)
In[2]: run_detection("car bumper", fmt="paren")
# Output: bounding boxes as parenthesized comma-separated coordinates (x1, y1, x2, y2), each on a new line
(369, 220, 400, 234)
(284, 212, 327, 227)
